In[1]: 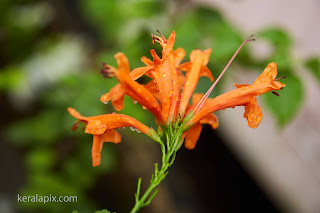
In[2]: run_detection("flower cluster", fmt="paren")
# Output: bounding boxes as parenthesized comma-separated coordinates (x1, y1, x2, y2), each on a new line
(68, 31, 285, 167)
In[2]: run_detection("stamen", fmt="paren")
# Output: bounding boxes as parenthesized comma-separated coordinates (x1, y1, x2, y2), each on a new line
(274, 76, 286, 81)
(194, 35, 255, 113)
(272, 91, 280, 96)
(156, 30, 167, 44)
(100, 63, 115, 78)
(151, 30, 167, 47)
(151, 34, 161, 45)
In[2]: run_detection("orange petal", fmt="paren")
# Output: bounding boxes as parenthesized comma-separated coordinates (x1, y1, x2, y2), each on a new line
(162, 31, 175, 59)
(115, 69, 164, 123)
(184, 123, 202, 150)
(115, 52, 130, 74)
(68, 107, 88, 121)
(141, 56, 154, 66)
(173, 48, 186, 66)
(92, 130, 121, 167)
(100, 84, 126, 111)
(179, 49, 212, 117)
(244, 97, 263, 128)
(254, 62, 278, 84)
(200, 113, 219, 129)
(129, 66, 154, 80)
(150, 52, 174, 121)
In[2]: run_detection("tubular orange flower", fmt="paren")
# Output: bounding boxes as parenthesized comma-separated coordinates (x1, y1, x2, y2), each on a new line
(68, 107, 159, 166)
(178, 48, 214, 117)
(68, 30, 287, 212)
(184, 62, 285, 130)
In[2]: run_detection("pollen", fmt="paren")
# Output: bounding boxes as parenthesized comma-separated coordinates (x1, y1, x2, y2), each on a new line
(241, 87, 246, 90)
(169, 90, 173, 95)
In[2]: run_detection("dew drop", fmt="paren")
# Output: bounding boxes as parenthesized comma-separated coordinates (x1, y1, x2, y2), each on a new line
(103, 101, 109, 104)
(256, 116, 262, 122)
(132, 99, 138, 104)
(130, 127, 141, 133)
(142, 106, 147, 110)
(241, 87, 246, 90)
(162, 73, 167, 78)
(186, 82, 190, 86)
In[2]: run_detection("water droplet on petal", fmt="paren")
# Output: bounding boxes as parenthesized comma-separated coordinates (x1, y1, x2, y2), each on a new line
(130, 127, 141, 133)
(103, 101, 109, 104)
(142, 106, 147, 110)
(162, 73, 167, 78)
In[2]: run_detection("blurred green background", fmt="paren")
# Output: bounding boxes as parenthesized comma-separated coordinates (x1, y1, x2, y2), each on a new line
(1, 0, 319, 213)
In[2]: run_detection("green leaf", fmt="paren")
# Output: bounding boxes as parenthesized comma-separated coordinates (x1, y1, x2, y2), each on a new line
(304, 57, 320, 83)
(263, 72, 304, 127)
(258, 27, 292, 52)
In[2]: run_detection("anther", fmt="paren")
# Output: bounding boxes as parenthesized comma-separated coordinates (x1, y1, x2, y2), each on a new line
(272, 91, 280, 96)
(100, 63, 115, 78)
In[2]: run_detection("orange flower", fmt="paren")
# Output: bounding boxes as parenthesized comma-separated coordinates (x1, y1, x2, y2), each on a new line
(184, 62, 285, 131)
(68, 107, 159, 166)
(69, 31, 286, 165)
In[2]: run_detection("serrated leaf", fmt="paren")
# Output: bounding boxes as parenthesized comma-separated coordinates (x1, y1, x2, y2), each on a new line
(263, 72, 303, 127)
(304, 57, 320, 83)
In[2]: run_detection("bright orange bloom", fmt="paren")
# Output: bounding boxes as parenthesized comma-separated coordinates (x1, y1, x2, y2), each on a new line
(69, 31, 286, 166)
(184, 62, 285, 130)
(68, 107, 159, 166)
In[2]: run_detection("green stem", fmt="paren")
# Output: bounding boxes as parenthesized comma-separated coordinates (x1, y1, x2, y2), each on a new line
(130, 129, 183, 213)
